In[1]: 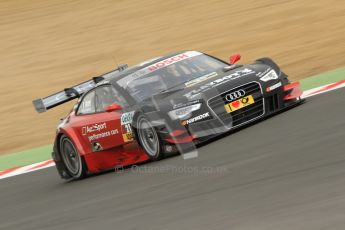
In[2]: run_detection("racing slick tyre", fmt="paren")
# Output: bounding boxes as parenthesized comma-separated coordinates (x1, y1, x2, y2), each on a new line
(59, 135, 87, 179)
(136, 115, 164, 160)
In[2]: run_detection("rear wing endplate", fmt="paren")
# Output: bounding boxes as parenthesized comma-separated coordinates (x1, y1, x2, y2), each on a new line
(32, 64, 128, 113)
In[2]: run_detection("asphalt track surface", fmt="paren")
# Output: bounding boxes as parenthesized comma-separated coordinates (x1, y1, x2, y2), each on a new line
(1, 89, 345, 230)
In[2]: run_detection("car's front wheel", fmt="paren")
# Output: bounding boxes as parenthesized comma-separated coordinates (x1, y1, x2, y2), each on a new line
(136, 116, 164, 160)
(60, 135, 87, 179)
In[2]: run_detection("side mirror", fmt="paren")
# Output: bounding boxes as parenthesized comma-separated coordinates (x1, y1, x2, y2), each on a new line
(229, 54, 241, 65)
(105, 103, 122, 112)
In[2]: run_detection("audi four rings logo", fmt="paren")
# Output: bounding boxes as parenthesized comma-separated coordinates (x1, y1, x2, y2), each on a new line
(225, 90, 246, 101)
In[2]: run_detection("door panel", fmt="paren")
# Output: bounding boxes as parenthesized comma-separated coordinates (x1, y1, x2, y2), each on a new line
(71, 84, 136, 153)
(73, 112, 125, 152)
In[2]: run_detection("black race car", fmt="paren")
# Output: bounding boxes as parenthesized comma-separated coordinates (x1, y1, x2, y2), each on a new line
(33, 51, 303, 179)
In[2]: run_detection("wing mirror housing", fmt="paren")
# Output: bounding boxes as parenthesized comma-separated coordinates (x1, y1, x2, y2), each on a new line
(105, 103, 122, 112)
(229, 54, 241, 65)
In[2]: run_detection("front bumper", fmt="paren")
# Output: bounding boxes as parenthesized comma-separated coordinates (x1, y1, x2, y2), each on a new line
(160, 80, 303, 145)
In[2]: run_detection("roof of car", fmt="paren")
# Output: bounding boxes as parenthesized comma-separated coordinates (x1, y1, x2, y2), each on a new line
(97, 50, 200, 87)
(118, 50, 189, 76)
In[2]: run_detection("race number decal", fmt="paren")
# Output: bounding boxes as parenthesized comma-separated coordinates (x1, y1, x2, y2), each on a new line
(122, 124, 134, 142)
(121, 111, 135, 142)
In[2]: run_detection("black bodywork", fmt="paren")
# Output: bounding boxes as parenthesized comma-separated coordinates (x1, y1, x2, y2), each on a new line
(106, 51, 300, 149)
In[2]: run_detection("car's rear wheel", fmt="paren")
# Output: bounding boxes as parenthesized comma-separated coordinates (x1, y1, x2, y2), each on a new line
(60, 135, 87, 179)
(136, 116, 163, 160)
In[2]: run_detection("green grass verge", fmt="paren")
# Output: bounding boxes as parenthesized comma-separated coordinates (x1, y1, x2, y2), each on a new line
(1, 67, 344, 171)
(0, 145, 52, 171)
(300, 67, 345, 90)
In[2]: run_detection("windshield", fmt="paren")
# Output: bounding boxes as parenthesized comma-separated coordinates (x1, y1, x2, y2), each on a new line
(117, 51, 227, 102)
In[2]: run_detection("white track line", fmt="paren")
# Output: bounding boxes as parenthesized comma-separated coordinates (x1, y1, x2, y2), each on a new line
(301, 80, 345, 98)
(0, 160, 55, 180)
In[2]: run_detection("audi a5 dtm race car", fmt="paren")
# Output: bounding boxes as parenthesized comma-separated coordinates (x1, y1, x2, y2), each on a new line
(33, 51, 303, 179)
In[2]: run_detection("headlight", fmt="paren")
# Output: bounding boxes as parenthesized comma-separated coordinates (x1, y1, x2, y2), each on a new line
(168, 103, 201, 120)
(260, 70, 279, 82)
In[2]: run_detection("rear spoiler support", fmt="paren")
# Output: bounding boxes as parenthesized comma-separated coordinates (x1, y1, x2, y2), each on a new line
(32, 64, 128, 113)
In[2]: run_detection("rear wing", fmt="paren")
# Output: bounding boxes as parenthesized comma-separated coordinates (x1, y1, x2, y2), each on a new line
(32, 64, 128, 113)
